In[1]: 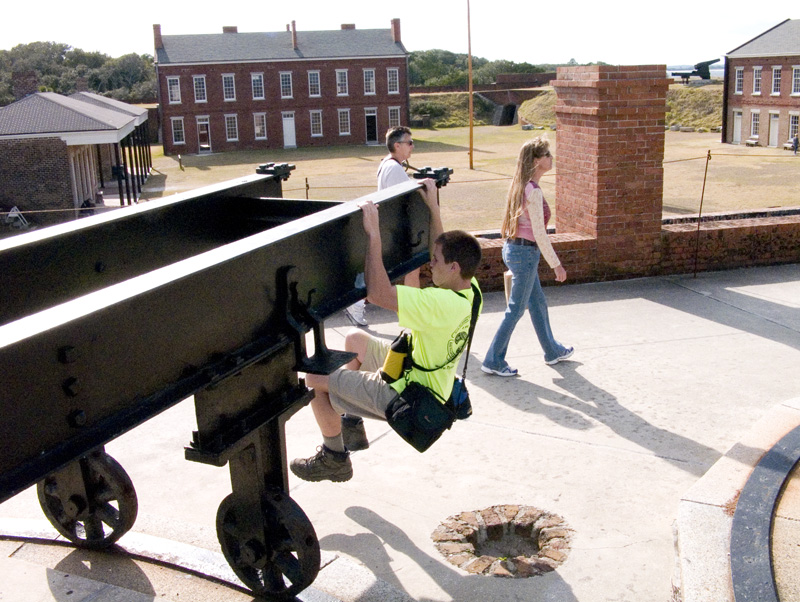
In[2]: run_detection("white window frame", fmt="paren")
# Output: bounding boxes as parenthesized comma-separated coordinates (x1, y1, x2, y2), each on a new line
(253, 112, 267, 140)
(753, 66, 762, 95)
(336, 69, 349, 96)
(792, 66, 800, 95)
(171, 117, 185, 144)
(193, 75, 207, 103)
(734, 67, 744, 94)
(310, 110, 323, 137)
(338, 109, 351, 136)
(363, 68, 376, 95)
(789, 113, 799, 139)
(251, 73, 265, 100)
(224, 114, 239, 141)
(387, 68, 399, 94)
(772, 66, 781, 95)
(388, 106, 401, 128)
(308, 71, 321, 97)
(751, 110, 760, 137)
(222, 74, 236, 101)
(167, 76, 181, 104)
(280, 72, 293, 99)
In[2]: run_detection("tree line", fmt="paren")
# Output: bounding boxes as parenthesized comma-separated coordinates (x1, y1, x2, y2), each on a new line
(0, 42, 603, 107)
(409, 50, 605, 87)
(0, 42, 156, 106)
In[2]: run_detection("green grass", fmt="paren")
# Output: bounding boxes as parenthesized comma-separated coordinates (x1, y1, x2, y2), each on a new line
(516, 84, 724, 131)
(518, 92, 556, 127)
(410, 93, 496, 128)
(665, 84, 723, 130)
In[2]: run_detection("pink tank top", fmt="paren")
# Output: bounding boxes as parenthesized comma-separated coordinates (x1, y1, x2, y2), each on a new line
(515, 181, 550, 242)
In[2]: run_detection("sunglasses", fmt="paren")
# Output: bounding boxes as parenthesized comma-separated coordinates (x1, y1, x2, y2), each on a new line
(399, 139, 414, 145)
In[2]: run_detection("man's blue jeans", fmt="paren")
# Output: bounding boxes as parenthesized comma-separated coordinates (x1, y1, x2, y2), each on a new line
(483, 240, 568, 369)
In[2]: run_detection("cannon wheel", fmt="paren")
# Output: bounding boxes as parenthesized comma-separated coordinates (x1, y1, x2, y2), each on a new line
(216, 488, 320, 599)
(37, 450, 138, 550)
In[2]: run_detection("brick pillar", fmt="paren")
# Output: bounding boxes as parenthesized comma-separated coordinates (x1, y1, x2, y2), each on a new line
(553, 66, 670, 277)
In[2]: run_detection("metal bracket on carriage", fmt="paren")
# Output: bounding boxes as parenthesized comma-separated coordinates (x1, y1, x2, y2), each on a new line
(279, 266, 356, 375)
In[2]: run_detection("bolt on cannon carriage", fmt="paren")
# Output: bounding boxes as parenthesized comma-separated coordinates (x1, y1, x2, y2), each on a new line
(0, 163, 444, 598)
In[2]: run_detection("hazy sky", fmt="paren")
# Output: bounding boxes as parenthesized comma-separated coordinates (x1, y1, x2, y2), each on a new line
(2, 1, 796, 66)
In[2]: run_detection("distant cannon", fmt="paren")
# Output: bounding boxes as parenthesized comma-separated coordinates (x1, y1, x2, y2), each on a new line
(0, 167, 437, 599)
(672, 58, 720, 84)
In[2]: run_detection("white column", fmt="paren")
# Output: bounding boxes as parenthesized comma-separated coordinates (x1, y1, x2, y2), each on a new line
(68, 148, 80, 213)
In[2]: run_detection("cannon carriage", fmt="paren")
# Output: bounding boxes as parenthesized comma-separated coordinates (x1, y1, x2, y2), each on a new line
(0, 165, 434, 598)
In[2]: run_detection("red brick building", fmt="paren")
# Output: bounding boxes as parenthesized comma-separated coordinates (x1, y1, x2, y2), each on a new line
(154, 20, 410, 155)
(722, 19, 800, 147)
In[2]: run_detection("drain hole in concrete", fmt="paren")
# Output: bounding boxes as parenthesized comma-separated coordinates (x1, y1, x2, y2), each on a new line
(432, 504, 572, 578)
(475, 533, 539, 558)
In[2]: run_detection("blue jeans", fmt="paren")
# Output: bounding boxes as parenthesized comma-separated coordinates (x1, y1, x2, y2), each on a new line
(483, 241, 568, 369)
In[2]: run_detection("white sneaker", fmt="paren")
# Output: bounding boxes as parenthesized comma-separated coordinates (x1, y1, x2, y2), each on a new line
(545, 346, 574, 365)
(345, 300, 368, 327)
(481, 364, 518, 377)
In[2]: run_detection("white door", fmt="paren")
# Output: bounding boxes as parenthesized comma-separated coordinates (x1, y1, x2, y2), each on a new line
(282, 112, 296, 148)
(197, 116, 211, 153)
(733, 112, 742, 144)
(769, 114, 780, 147)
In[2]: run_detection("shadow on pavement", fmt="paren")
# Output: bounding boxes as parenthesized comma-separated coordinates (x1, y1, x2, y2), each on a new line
(320, 506, 579, 602)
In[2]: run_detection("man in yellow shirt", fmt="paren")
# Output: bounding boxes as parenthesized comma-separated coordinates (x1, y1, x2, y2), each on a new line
(291, 181, 482, 482)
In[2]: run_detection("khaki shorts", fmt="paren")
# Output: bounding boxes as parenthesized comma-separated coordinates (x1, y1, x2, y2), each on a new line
(328, 335, 399, 421)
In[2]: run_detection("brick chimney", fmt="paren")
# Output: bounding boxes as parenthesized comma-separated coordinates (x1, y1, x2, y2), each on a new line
(341, 24, 356, 30)
(223, 26, 238, 33)
(12, 71, 38, 100)
(391, 18, 401, 43)
(153, 24, 163, 50)
(291, 20, 297, 49)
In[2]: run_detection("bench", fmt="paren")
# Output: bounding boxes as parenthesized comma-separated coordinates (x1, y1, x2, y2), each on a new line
(784, 139, 797, 151)
(744, 138, 759, 147)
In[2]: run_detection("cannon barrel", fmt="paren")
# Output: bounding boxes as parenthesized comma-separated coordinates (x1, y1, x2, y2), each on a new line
(0, 170, 434, 598)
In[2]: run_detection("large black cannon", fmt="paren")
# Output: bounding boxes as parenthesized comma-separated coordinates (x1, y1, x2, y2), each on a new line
(0, 164, 434, 598)
(672, 58, 720, 84)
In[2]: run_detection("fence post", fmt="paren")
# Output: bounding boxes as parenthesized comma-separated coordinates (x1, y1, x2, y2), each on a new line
(692, 150, 712, 278)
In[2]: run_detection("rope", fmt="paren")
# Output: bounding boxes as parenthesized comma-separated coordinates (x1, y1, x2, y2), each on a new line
(5, 149, 795, 220)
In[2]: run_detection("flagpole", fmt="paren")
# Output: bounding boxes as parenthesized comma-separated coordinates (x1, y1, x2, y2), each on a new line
(467, 0, 474, 170)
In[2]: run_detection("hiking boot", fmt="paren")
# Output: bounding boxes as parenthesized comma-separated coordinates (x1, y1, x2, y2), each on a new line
(345, 300, 368, 327)
(290, 445, 353, 483)
(341, 415, 369, 451)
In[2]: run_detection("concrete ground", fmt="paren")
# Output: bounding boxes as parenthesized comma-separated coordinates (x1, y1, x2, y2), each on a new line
(1, 263, 799, 601)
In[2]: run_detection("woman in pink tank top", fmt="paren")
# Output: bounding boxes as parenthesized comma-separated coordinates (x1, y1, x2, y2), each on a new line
(481, 136, 574, 376)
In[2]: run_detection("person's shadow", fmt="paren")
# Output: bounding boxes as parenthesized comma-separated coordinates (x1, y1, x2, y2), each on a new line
(320, 506, 579, 602)
(469, 357, 731, 477)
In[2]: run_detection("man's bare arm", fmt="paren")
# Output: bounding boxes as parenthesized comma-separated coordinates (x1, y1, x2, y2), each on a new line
(360, 201, 399, 312)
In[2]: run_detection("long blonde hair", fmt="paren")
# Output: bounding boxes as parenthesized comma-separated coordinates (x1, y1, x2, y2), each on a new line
(501, 136, 550, 238)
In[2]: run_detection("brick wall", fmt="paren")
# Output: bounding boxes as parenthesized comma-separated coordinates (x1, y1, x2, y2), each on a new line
(469, 65, 800, 293)
(552, 65, 670, 278)
(0, 138, 74, 227)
